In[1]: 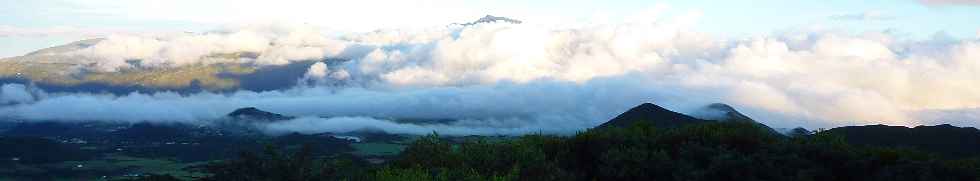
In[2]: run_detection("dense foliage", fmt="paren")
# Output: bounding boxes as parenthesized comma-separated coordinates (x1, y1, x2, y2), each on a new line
(198, 145, 369, 181)
(826, 124, 980, 158)
(0, 137, 96, 164)
(183, 121, 980, 181)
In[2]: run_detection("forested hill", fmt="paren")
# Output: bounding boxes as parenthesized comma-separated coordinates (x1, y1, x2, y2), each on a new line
(179, 103, 980, 181)
(826, 124, 980, 158)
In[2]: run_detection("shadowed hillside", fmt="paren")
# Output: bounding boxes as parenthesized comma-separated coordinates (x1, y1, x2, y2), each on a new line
(826, 124, 980, 158)
(0, 39, 340, 94)
(227, 107, 295, 122)
(597, 103, 709, 129)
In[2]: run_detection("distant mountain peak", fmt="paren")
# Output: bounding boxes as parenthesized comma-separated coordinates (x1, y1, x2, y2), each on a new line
(706, 103, 737, 112)
(597, 103, 708, 129)
(701, 103, 756, 123)
(24, 38, 104, 56)
(227, 107, 294, 122)
(461, 15, 522, 26)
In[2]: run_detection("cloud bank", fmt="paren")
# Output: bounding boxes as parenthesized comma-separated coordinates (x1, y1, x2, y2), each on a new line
(29, 24, 347, 72)
(1, 16, 979, 135)
(0, 84, 38, 105)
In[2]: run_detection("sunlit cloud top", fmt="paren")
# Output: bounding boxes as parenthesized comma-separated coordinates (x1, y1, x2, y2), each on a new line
(2, 0, 979, 58)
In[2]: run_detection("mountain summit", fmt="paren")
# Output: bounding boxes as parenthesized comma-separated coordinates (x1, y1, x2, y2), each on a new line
(227, 107, 294, 122)
(597, 103, 709, 129)
(700, 103, 756, 123)
(461, 15, 522, 26)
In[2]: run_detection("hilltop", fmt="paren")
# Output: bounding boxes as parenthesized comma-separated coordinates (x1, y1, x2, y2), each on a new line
(597, 103, 709, 129)
(227, 107, 295, 122)
(460, 15, 523, 26)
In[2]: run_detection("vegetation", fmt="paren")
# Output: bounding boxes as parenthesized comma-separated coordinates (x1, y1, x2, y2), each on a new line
(84, 63, 255, 90)
(194, 121, 980, 181)
(0, 61, 256, 91)
(0, 137, 96, 164)
(4, 117, 979, 180)
(0, 121, 360, 180)
(199, 145, 370, 181)
(826, 124, 980, 158)
(350, 143, 407, 156)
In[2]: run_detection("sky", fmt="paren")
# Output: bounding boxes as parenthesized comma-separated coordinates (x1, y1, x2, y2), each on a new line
(1, 0, 979, 58)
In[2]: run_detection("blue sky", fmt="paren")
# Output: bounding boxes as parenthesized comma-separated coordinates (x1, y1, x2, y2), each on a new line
(1, 0, 978, 58)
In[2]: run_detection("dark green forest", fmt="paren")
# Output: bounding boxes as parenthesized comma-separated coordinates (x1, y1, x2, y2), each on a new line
(141, 121, 980, 181)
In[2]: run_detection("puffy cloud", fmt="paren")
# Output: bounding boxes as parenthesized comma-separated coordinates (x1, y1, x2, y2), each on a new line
(55, 24, 347, 71)
(298, 62, 350, 86)
(2, 16, 979, 134)
(303, 62, 329, 80)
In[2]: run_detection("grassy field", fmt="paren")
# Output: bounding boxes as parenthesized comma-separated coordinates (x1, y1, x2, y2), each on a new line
(0, 61, 257, 91)
(51, 154, 209, 180)
(84, 63, 255, 90)
(350, 143, 407, 156)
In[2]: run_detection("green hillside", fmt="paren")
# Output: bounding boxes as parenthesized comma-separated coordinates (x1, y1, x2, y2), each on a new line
(0, 61, 257, 91)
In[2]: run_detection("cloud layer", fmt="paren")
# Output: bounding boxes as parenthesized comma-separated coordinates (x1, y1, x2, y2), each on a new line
(35, 24, 347, 72)
(1, 17, 979, 134)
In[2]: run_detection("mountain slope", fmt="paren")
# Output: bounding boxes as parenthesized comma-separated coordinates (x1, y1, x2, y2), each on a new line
(700, 103, 756, 123)
(460, 15, 522, 26)
(0, 38, 328, 94)
(1, 15, 525, 94)
(227, 107, 295, 122)
(26, 38, 105, 57)
(597, 103, 710, 129)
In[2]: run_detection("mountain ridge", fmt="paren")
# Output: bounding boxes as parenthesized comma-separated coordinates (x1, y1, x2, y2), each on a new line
(459, 15, 522, 26)
(597, 103, 710, 129)
(227, 107, 295, 122)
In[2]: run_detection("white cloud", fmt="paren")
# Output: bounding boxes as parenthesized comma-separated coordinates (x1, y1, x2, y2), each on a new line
(0, 84, 36, 105)
(49, 24, 346, 71)
(2, 12, 979, 134)
(298, 62, 350, 86)
(304, 62, 329, 80)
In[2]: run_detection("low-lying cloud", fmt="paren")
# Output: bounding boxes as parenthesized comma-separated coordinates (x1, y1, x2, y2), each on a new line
(1, 16, 978, 135)
(0, 84, 38, 105)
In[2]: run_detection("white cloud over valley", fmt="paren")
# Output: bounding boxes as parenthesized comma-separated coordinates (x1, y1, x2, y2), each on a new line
(1, 13, 978, 135)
